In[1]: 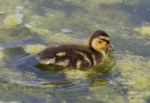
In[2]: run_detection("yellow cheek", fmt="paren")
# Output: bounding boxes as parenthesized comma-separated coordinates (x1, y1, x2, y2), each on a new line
(97, 42, 107, 49)
(92, 42, 107, 51)
(91, 38, 107, 52)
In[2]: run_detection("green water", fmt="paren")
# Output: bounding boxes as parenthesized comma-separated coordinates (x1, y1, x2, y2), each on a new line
(0, 0, 150, 103)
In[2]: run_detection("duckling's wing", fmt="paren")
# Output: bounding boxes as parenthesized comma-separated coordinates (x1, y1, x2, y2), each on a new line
(36, 46, 71, 67)
(36, 47, 58, 64)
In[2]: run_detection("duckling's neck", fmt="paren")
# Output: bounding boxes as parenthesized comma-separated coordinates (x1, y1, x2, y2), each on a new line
(89, 44, 104, 53)
(99, 50, 106, 57)
(89, 47, 106, 64)
(89, 46, 98, 53)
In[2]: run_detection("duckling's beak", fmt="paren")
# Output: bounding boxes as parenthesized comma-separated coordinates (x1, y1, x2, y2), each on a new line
(108, 44, 114, 52)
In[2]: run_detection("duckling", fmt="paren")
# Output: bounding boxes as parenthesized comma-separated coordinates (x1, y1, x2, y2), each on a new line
(36, 30, 113, 69)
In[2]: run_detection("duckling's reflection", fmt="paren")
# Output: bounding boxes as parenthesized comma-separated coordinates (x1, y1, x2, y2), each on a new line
(34, 56, 118, 103)
(35, 63, 65, 72)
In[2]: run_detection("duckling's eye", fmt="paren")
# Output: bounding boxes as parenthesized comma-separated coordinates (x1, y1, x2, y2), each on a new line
(101, 39, 110, 44)
(98, 41, 103, 43)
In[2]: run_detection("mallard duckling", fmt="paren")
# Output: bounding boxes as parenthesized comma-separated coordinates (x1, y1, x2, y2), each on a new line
(36, 30, 113, 69)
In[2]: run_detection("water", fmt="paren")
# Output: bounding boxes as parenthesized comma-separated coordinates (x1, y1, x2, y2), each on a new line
(0, 0, 150, 103)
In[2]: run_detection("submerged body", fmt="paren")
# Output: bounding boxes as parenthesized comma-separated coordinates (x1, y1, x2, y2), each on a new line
(36, 30, 113, 69)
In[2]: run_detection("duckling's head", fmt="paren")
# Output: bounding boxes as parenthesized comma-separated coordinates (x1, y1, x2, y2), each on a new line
(89, 30, 113, 53)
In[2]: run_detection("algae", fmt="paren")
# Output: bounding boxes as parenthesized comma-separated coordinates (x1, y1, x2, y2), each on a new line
(0, 0, 23, 14)
(25, 23, 51, 35)
(24, 15, 52, 35)
(3, 13, 24, 28)
(116, 54, 150, 103)
(44, 33, 76, 44)
(63, 0, 122, 5)
(24, 9, 66, 32)
(90, 79, 109, 87)
(64, 69, 92, 80)
(123, 0, 140, 6)
(89, 86, 127, 103)
(0, 82, 54, 103)
(0, 50, 4, 61)
(24, 44, 46, 55)
(134, 26, 150, 37)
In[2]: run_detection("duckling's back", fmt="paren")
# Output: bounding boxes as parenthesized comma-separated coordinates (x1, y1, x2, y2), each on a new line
(36, 45, 103, 68)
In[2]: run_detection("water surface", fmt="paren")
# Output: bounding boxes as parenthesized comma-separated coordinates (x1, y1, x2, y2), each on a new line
(0, 0, 150, 103)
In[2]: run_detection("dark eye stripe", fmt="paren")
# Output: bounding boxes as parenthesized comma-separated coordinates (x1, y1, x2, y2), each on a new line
(101, 39, 110, 44)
